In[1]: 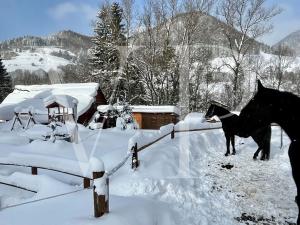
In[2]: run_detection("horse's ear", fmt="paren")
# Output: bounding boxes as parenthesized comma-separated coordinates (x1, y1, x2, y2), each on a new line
(257, 80, 265, 92)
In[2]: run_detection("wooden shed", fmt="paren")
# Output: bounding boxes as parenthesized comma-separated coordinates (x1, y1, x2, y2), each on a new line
(131, 106, 180, 129)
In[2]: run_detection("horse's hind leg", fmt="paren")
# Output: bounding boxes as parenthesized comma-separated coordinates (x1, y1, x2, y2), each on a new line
(231, 136, 236, 155)
(263, 126, 271, 160)
(253, 147, 261, 160)
(264, 140, 271, 160)
(288, 141, 300, 225)
(225, 135, 231, 156)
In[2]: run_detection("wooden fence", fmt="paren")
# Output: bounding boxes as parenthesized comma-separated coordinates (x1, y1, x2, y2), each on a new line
(1, 122, 278, 217)
(0, 163, 92, 188)
(0, 181, 37, 193)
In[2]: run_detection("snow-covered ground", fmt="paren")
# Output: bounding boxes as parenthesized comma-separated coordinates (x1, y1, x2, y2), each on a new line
(0, 121, 297, 225)
(2, 47, 74, 73)
(211, 51, 300, 74)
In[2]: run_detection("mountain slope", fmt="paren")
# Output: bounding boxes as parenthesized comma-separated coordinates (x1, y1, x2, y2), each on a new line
(0, 30, 93, 74)
(133, 12, 270, 55)
(274, 30, 300, 55)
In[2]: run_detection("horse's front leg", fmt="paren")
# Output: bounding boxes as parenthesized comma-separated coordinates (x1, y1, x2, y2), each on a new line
(231, 136, 236, 155)
(288, 141, 300, 225)
(225, 135, 230, 156)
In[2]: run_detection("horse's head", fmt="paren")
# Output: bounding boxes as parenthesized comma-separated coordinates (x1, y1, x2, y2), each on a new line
(238, 80, 273, 138)
(205, 104, 217, 119)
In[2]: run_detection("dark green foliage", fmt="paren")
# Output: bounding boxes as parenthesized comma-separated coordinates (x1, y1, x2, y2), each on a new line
(121, 54, 147, 104)
(0, 57, 13, 102)
(89, 2, 126, 100)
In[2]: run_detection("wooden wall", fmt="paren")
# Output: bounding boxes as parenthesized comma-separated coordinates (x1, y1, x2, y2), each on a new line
(133, 112, 179, 129)
(78, 89, 107, 125)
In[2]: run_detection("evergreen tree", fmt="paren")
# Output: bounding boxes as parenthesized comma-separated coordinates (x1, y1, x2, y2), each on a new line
(89, 2, 126, 101)
(0, 57, 12, 102)
(122, 54, 147, 104)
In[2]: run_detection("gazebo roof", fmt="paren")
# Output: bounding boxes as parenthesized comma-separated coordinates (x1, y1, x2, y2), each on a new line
(44, 95, 78, 109)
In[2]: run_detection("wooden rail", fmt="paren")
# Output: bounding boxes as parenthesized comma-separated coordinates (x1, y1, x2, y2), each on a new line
(0, 181, 37, 193)
(130, 123, 280, 169)
(0, 163, 92, 188)
(137, 126, 222, 152)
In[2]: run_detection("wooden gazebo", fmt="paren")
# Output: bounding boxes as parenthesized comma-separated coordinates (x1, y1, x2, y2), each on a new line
(43, 95, 78, 123)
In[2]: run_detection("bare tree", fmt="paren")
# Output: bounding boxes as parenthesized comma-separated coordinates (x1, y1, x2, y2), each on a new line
(176, 0, 214, 117)
(217, 0, 281, 109)
(131, 0, 181, 105)
(271, 44, 295, 90)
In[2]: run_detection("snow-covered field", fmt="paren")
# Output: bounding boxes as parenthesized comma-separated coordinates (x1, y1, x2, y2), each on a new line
(0, 120, 297, 225)
(2, 47, 74, 73)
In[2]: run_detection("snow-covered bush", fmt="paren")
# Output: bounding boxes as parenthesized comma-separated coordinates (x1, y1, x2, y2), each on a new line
(116, 103, 138, 130)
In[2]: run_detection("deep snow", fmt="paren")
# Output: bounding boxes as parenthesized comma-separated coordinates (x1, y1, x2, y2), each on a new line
(0, 122, 297, 225)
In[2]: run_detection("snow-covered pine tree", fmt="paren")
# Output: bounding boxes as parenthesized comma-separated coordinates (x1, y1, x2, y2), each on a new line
(89, 2, 126, 101)
(122, 54, 147, 104)
(0, 57, 12, 102)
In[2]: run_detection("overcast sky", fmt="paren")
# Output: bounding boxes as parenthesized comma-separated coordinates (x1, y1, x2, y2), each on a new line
(0, 0, 299, 46)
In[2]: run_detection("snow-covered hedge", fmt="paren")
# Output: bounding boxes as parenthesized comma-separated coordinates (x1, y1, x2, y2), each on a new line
(128, 123, 174, 151)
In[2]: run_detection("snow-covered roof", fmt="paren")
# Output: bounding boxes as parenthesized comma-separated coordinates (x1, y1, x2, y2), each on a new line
(44, 95, 78, 108)
(97, 105, 180, 115)
(0, 83, 99, 122)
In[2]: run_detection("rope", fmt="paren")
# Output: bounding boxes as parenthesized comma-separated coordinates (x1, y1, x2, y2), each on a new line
(0, 163, 92, 180)
(0, 182, 37, 193)
(107, 153, 131, 177)
(0, 187, 91, 211)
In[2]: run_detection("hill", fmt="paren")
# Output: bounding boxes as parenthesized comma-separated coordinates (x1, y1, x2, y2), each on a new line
(274, 30, 300, 56)
(133, 12, 271, 56)
(0, 30, 92, 75)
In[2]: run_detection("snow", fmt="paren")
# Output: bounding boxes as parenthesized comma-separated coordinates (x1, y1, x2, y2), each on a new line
(0, 83, 99, 122)
(0, 152, 92, 178)
(43, 94, 78, 109)
(128, 123, 174, 151)
(0, 190, 178, 225)
(2, 47, 73, 73)
(94, 174, 107, 197)
(174, 112, 221, 131)
(212, 51, 300, 74)
(0, 131, 30, 145)
(98, 105, 180, 115)
(89, 157, 105, 173)
(0, 119, 297, 225)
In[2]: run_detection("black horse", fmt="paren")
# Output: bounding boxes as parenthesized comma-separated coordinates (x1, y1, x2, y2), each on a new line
(238, 80, 300, 225)
(205, 102, 271, 159)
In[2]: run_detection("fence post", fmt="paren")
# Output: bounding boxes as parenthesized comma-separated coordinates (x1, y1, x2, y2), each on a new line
(131, 143, 139, 169)
(171, 127, 175, 139)
(83, 178, 90, 189)
(93, 171, 106, 218)
(106, 177, 109, 213)
(31, 167, 38, 175)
